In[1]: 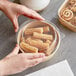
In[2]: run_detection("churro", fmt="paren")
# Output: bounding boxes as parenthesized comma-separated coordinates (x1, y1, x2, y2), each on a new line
(25, 37, 49, 50)
(25, 28, 43, 35)
(33, 32, 53, 41)
(45, 40, 52, 45)
(20, 42, 38, 53)
(43, 26, 50, 33)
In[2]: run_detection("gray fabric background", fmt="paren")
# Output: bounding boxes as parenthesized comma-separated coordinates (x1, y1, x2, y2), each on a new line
(0, 0, 76, 76)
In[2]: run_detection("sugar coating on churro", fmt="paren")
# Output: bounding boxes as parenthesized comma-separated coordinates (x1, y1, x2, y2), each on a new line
(34, 39, 43, 43)
(20, 42, 38, 53)
(45, 40, 52, 45)
(25, 37, 49, 50)
(45, 42, 56, 56)
(28, 37, 43, 43)
(43, 26, 50, 33)
(33, 32, 53, 41)
(25, 28, 43, 35)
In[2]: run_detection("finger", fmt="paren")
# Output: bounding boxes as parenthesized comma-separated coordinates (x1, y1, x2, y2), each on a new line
(20, 6, 45, 20)
(12, 16, 19, 32)
(25, 9, 45, 20)
(4, 13, 19, 32)
(26, 53, 45, 59)
(28, 57, 45, 67)
(6, 44, 19, 58)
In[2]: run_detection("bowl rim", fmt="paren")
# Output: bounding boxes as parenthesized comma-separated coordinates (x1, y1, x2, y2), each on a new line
(45, 30, 61, 61)
(17, 20, 61, 61)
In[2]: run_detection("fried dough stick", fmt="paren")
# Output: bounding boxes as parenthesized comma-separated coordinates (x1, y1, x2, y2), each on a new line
(33, 32, 53, 41)
(20, 42, 38, 53)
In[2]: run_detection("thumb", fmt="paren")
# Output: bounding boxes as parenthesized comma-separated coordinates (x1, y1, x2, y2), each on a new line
(12, 44, 20, 55)
(12, 16, 19, 32)
(6, 44, 20, 58)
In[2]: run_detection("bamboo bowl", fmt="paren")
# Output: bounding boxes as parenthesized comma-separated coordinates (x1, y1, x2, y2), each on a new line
(17, 20, 60, 61)
(58, 0, 76, 32)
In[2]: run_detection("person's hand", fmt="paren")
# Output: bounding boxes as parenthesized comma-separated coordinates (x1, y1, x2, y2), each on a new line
(0, 45, 45, 75)
(0, 0, 44, 32)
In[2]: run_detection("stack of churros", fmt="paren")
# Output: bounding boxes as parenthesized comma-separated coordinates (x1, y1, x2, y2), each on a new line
(20, 25, 55, 56)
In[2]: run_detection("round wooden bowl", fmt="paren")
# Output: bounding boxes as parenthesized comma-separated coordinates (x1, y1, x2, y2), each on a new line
(17, 20, 61, 61)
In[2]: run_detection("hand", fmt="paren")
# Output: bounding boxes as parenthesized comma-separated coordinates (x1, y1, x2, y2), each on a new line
(0, 0, 44, 32)
(0, 45, 45, 75)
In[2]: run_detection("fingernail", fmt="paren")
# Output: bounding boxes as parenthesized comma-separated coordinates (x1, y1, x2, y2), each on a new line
(16, 44, 18, 47)
(16, 44, 20, 48)
(41, 17, 45, 20)
(15, 29, 17, 32)
(15, 27, 19, 32)
(39, 17, 45, 20)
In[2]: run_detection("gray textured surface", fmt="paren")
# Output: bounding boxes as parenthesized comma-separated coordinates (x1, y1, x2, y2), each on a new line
(0, 0, 76, 76)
